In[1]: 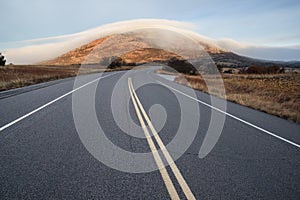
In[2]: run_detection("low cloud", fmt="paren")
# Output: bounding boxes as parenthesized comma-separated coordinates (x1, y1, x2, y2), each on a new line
(1, 19, 299, 64)
(215, 39, 300, 61)
(1, 19, 196, 64)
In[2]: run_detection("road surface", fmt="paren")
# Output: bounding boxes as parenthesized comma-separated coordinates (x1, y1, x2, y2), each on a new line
(0, 68, 299, 199)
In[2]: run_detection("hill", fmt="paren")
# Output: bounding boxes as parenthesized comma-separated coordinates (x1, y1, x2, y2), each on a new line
(41, 32, 300, 69)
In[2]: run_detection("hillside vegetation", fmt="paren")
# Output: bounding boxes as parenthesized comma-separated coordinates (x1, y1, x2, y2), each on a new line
(174, 73, 300, 122)
(0, 64, 131, 91)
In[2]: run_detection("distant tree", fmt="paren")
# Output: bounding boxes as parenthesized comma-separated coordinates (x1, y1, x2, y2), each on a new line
(127, 62, 136, 66)
(246, 65, 280, 74)
(223, 69, 233, 74)
(279, 67, 285, 74)
(246, 66, 263, 74)
(265, 66, 280, 74)
(167, 57, 195, 74)
(108, 56, 125, 69)
(0, 53, 6, 66)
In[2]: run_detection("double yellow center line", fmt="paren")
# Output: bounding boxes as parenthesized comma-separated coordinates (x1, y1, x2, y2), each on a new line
(128, 77, 195, 200)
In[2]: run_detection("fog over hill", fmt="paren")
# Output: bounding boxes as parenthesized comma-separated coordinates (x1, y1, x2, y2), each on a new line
(2, 19, 300, 65)
(41, 30, 223, 66)
(41, 31, 300, 68)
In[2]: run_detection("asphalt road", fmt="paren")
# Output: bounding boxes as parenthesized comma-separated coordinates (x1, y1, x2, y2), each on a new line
(0, 68, 299, 199)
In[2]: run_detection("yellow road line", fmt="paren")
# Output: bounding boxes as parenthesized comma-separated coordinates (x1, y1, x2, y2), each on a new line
(128, 78, 180, 200)
(129, 78, 196, 200)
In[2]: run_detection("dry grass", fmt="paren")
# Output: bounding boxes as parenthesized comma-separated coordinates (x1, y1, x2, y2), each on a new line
(0, 65, 132, 91)
(174, 73, 300, 123)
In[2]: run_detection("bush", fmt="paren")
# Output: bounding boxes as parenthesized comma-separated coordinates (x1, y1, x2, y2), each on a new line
(0, 53, 6, 66)
(108, 56, 125, 69)
(246, 66, 280, 74)
(167, 57, 195, 74)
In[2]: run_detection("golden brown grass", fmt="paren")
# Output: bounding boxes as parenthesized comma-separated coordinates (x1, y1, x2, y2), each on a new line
(0, 65, 132, 91)
(174, 73, 300, 123)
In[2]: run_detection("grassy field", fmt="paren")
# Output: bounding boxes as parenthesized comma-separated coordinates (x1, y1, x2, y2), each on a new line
(0, 65, 132, 91)
(174, 73, 300, 123)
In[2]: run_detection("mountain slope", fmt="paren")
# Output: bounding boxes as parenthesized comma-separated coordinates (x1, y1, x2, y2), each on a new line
(41, 32, 224, 66)
(42, 32, 299, 68)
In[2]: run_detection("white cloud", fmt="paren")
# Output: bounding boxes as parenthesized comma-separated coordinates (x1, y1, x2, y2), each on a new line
(1, 19, 196, 64)
(215, 38, 300, 61)
(1, 19, 300, 64)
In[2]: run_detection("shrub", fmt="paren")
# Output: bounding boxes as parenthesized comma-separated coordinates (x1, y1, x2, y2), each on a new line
(0, 53, 6, 66)
(167, 57, 195, 74)
(246, 66, 280, 74)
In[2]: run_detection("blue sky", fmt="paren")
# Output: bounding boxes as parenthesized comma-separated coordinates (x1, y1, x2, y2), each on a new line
(1, 0, 300, 62)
